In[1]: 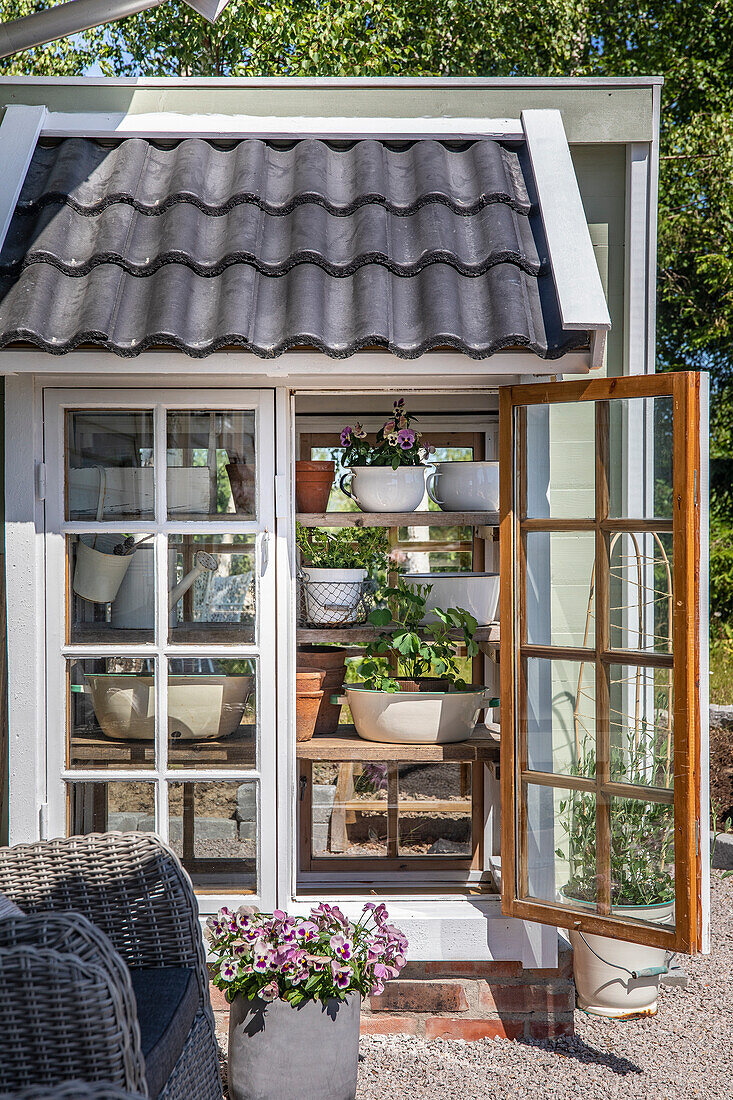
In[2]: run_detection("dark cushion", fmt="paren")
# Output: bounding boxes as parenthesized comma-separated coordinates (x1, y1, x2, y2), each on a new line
(129, 967, 198, 1100)
(0, 891, 23, 918)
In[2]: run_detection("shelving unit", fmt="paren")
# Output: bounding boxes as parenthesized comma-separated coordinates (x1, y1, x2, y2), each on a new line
(297, 510, 499, 529)
(297, 725, 499, 762)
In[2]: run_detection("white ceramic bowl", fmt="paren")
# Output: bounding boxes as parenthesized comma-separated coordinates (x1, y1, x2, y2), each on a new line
(84, 674, 252, 741)
(426, 460, 499, 512)
(340, 465, 426, 512)
(408, 571, 500, 626)
(346, 685, 493, 744)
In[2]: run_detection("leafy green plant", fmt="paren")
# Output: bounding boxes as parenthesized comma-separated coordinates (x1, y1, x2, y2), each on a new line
(557, 727, 676, 907)
(340, 397, 435, 470)
(358, 578, 478, 691)
(296, 523, 388, 570)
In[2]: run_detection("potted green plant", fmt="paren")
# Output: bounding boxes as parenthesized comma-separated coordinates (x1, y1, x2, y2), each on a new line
(557, 733, 675, 1017)
(345, 579, 496, 745)
(338, 397, 436, 512)
(209, 901, 407, 1100)
(296, 523, 387, 626)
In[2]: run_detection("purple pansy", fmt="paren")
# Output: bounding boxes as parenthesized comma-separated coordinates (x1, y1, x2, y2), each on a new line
(397, 428, 415, 450)
(260, 980, 279, 1002)
(340, 426, 353, 445)
(329, 934, 353, 961)
(219, 958, 240, 983)
(295, 921, 319, 943)
(331, 960, 352, 990)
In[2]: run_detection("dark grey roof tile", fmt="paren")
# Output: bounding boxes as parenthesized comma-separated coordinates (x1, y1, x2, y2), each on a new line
(1, 198, 540, 278)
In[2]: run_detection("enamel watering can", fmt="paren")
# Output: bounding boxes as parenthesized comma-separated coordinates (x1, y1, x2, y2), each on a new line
(111, 549, 218, 629)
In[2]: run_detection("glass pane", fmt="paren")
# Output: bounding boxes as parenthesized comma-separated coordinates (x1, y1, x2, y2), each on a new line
(66, 411, 154, 521)
(398, 763, 472, 857)
(608, 396, 673, 519)
(610, 665, 674, 789)
(525, 657, 596, 777)
(67, 781, 155, 833)
(525, 781, 597, 909)
(168, 781, 257, 891)
(69, 534, 155, 643)
(521, 402, 595, 519)
(610, 796, 675, 921)
(68, 657, 155, 769)
(310, 762, 388, 858)
(166, 410, 256, 519)
(167, 657, 257, 769)
(168, 534, 256, 643)
(525, 531, 596, 647)
(609, 532, 673, 653)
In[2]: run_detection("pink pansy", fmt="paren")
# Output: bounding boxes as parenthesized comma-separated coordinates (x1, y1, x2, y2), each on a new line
(382, 419, 396, 434)
(219, 958, 240, 983)
(260, 980, 279, 1003)
(354, 423, 367, 439)
(370, 980, 385, 996)
(340, 426, 352, 445)
(330, 960, 352, 990)
(329, 934, 353, 961)
(398, 415, 408, 429)
(374, 962, 399, 981)
(295, 921, 319, 943)
(305, 954, 330, 972)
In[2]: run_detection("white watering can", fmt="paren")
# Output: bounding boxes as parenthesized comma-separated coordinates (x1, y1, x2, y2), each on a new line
(111, 549, 218, 629)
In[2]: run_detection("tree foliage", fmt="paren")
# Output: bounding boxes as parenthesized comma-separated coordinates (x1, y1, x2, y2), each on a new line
(0, 1, 100, 75)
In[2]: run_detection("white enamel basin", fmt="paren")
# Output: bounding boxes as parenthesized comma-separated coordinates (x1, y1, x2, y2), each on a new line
(346, 685, 493, 744)
(84, 674, 252, 741)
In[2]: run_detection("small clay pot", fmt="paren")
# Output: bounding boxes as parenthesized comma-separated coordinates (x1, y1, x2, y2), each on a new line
(295, 460, 335, 513)
(296, 668, 327, 742)
(393, 677, 451, 693)
(297, 646, 348, 735)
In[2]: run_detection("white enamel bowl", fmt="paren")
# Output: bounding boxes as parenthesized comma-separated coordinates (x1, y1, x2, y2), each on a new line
(346, 685, 493, 745)
(426, 460, 499, 512)
(408, 571, 500, 626)
(340, 466, 427, 512)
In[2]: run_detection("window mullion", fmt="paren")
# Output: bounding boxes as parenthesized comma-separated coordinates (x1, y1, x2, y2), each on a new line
(595, 400, 612, 916)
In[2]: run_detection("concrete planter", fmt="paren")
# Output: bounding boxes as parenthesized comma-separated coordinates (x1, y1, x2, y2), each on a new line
(228, 993, 361, 1100)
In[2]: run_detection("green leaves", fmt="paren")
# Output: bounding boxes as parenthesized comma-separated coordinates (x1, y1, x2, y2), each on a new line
(295, 522, 387, 570)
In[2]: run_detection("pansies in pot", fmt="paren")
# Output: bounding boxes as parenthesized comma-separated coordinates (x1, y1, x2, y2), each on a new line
(338, 398, 436, 512)
(296, 523, 388, 626)
(346, 579, 496, 745)
(207, 901, 407, 1005)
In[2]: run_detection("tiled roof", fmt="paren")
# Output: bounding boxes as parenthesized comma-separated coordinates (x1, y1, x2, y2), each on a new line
(0, 136, 589, 359)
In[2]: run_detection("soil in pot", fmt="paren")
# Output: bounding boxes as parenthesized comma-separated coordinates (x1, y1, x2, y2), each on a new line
(295, 460, 335, 513)
(228, 992, 361, 1100)
(296, 669, 326, 743)
(297, 645, 348, 734)
(392, 677, 451, 693)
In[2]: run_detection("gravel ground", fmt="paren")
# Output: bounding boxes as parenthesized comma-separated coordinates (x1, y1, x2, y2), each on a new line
(217, 871, 731, 1100)
(356, 871, 732, 1100)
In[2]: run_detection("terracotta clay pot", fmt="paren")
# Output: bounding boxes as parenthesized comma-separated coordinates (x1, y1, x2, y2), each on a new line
(295, 460, 335, 513)
(296, 668, 327, 743)
(298, 645, 348, 734)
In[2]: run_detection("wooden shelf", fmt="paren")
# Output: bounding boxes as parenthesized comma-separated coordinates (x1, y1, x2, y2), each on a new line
(297, 622, 499, 646)
(297, 511, 499, 528)
(296, 724, 499, 762)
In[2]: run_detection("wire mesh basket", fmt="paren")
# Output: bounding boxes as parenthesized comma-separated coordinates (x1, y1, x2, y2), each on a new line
(298, 572, 376, 627)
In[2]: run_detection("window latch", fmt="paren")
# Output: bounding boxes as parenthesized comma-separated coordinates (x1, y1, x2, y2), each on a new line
(260, 530, 269, 576)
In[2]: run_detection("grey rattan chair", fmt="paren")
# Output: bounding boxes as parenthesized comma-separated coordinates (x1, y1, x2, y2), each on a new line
(0, 1084, 147, 1099)
(0, 833, 222, 1100)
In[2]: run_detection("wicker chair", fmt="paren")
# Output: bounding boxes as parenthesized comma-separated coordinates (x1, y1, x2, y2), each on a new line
(0, 833, 222, 1100)
(0, 1085, 147, 1099)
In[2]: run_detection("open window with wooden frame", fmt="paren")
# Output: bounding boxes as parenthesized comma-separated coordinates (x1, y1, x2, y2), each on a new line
(500, 372, 708, 952)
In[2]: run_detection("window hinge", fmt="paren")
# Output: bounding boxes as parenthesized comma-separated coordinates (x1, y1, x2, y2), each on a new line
(35, 461, 46, 501)
(39, 803, 48, 840)
(274, 474, 289, 518)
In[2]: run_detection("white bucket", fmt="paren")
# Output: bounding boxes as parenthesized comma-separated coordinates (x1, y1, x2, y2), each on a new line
(408, 571, 500, 626)
(73, 538, 133, 604)
(112, 547, 174, 630)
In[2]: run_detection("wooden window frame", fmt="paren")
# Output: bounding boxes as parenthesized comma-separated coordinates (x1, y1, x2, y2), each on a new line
(500, 372, 703, 952)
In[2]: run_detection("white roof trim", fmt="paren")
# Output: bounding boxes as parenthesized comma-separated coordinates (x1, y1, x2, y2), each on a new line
(0, 104, 45, 255)
(521, 108, 611, 334)
(39, 110, 523, 140)
(0, 75, 665, 88)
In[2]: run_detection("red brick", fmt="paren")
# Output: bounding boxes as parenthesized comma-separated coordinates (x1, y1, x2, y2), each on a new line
(208, 982, 230, 1012)
(371, 980, 468, 1014)
(477, 983, 534, 1013)
(426, 1018, 526, 1041)
(529, 1019, 574, 1039)
(360, 1015, 418, 1036)
(425, 960, 523, 979)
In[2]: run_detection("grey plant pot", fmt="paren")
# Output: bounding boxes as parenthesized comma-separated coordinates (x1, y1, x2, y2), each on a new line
(228, 992, 361, 1100)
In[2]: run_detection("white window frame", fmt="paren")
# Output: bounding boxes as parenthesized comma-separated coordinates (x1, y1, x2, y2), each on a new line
(42, 387, 277, 913)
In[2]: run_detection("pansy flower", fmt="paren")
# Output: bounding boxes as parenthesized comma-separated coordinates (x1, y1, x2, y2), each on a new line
(295, 920, 319, 943)
(397, 428, 415, 450)
(330, 960, 352, 990)
(329, 934, 353, 961)
(219, 958, 240, 983)
(354, 423, 367, 439)
(340, 426, 353, 445)
(260, 980, 279, 1003)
